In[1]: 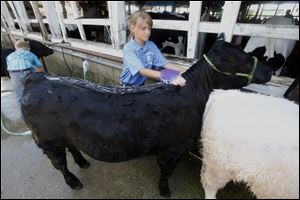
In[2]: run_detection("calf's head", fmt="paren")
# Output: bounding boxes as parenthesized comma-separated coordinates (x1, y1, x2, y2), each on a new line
(24, 39, 54, 58)
(204, 33, 273, 89)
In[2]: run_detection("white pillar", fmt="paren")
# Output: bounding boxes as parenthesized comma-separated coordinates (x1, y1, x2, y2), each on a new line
(13, 1, 33, 32)
(219, 1, 241, 42)
(54, 1, 68, 42)
(70, 1, 86, 40)
(187, 1, 202, 58)
(1, 2, 15, 30)
(42, 1, 62, 39)
(107, 1, 127, 49)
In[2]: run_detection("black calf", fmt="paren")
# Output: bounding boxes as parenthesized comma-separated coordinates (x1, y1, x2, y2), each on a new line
(22, 33, 272, 197)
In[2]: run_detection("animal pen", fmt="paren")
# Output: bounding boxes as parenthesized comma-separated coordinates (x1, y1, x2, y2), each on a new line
(1, 1, 299, 199)
(1, 1, 298, 63)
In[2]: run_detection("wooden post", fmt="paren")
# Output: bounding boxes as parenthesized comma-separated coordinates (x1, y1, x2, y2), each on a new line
(1, 15, 15, 47)
(70, 1, 86, 41)
(219, 1, 241, 42)
(187, 1, 202, 58)
(7, 1, 26, 34)
(107, 1, 127, 49)
(13, 1, 33, 32)
(42, 1, 62, 39)
(1, 2, 15, 30)
(30, 1, 49, 41)
(40, 56, 48, 73)
(54, 1, 68, 42)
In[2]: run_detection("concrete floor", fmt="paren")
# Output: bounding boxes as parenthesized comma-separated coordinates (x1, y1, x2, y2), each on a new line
(1, 77, 255, 199)
(1, 133, 204, 199)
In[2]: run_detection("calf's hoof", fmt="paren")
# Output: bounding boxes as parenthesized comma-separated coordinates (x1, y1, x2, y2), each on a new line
(159, 188, 171, 198)
(71, 182, 83, 190)
(66, 175, 83, 190)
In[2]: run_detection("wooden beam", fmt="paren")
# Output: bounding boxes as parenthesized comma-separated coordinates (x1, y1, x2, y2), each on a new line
(1, 15, 10, 32)
(13, 1, 32, 32)
(54, 1, 68, 42)
(187, 1, 202, 58)
(1, 2, 15, 30)
(81, 19, 111, 26)
(152, 20, 189, 31)
(7, 1, 26, 34)
(197, 22, 299, 40)
(42, 1, 62, 39)
(0, 21, 15, 47)
(107, 1, 127, 49)
(219, 1, 241, 42)
(198, 22, 220, 33)
(70, 1, 86, 40)
(30, 1, 49, 41)
(233, 23, 299, 40)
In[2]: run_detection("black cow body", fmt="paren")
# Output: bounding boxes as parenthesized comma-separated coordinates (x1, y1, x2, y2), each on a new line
(21, 34, 272, 197)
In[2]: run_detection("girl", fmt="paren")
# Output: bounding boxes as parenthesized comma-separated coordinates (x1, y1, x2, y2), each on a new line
(119, 10, 186, 86)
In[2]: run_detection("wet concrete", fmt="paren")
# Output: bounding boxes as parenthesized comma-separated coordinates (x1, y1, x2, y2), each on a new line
(1, 77, 256, 199)
(1, 132, 204, 199)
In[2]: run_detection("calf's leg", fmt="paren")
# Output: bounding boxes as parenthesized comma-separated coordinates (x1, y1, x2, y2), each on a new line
(156, 147, 184, 198)
(42, 143, 83, 189)
(68, 145, 90, 168)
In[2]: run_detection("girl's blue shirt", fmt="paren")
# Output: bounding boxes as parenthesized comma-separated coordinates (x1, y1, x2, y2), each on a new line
(120, 38, 168, 86)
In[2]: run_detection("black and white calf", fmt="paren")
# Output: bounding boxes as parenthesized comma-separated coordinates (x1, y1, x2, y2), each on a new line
(244, 16, 296, 75)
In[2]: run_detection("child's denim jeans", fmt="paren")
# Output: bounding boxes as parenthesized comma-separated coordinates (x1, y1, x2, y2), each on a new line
(9, 70, 32, 118)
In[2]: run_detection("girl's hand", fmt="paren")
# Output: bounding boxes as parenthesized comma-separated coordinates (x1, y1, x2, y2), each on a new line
(171, 75, 186, 87)
(160, 69, 186, 87)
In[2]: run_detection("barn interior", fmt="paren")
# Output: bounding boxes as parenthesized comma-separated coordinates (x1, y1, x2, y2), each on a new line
(1, 1, 299, 199)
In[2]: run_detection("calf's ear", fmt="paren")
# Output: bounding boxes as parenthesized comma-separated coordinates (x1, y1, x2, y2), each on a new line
(217, 32, 225, 40)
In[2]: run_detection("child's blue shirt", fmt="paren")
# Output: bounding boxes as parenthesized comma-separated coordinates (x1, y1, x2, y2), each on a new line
(6, 50, 42, 71)
(120, 38, 168, 86)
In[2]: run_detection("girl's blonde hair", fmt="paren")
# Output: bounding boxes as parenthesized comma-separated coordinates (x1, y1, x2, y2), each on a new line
(128, 10, 153, 40)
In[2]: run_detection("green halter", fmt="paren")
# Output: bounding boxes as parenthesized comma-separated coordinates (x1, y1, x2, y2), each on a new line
(203, 54, 258, 84)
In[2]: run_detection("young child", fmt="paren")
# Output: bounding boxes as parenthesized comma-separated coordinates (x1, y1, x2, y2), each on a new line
(120, 10, 186, 87)
(6, 39, 45, 119)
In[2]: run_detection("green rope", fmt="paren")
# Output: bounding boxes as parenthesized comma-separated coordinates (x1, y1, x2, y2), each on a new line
(203, 54, 258, 84)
